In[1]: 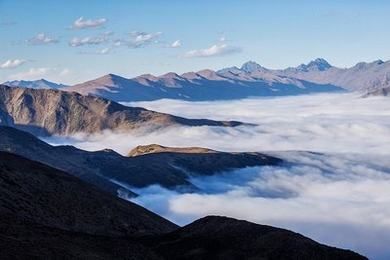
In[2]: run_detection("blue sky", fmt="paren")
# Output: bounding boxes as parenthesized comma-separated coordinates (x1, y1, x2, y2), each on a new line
(0, 0, 389, 84)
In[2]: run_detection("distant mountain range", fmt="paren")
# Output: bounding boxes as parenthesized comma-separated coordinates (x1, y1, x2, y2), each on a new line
(3, 79, 67, 89)
(3, 58, 389, 102)
(0, 85, 241, 136)
(64, 59, 345, 101)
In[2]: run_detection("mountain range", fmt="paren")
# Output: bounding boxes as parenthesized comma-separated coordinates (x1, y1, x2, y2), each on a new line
(4, 58, 390, 102)
(3, 79, 67, 89)
(0, 85, 241, 136)
(0, 126, 282, 196)
(0, 151, 366, 259)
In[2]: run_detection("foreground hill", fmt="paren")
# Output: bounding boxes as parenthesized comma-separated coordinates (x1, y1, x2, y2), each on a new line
(0, 152, 176, 259)
(0, 85, 241, 136)
(0, 126, 282, 195)
(0, 152, 366, 259)
(154, 216, 366, 260)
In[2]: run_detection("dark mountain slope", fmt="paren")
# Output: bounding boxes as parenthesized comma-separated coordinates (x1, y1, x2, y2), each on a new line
(0, 126, 281, 195)
(0, 152, 177, 236)
(0, 152, 175, 259)
(0, 152, 365, 259)
(155, 216, 366, 260)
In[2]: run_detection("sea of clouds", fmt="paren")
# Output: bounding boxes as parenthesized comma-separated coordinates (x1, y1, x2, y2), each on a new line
(44, 93, 390, 259)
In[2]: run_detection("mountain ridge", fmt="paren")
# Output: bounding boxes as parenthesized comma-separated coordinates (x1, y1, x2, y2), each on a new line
(0, 85, 242, 136)
(0, 126, 282, 195)
(3, 79, 68, 89)
(63, 58, 344, 102)
(6, 58, 389, 101)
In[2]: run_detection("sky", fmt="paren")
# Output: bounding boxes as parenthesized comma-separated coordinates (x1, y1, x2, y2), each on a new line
(0, 0, 389, 84)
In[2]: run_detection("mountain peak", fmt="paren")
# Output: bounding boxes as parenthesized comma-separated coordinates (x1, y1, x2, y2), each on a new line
(372, 59, 384, 65)
(297, 58, 332, 72)
(2, 79, 67, 89)
(159, 72, 182, 79)
(240, 61, 265, 73)
(217, 66, 242, 75)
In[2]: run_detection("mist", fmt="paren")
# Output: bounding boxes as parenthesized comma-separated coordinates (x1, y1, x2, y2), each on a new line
(43, 93, 390, 259)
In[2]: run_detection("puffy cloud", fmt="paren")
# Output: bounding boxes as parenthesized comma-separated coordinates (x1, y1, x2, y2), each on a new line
(0, 59, 26, 69)
(71, 16, 107, 29)
(114, 31, 162, 49)
(43, 93, 390, 259)
(184, 43, 241, 58)
(132, 31, 161, 43)
(125, 152, 390, 260)
(69, 36, 107, 47)
(27, 33, 59, 45)
(171, 40, 182, 48)
(99, 47, 111, 54)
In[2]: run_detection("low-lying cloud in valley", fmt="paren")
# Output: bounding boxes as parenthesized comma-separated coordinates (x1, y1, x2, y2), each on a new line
(43, 93, 390, 259)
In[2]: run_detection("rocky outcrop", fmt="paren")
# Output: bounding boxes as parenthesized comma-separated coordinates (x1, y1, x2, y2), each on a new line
(128, 144, 215, 157)
(0, 85, 242, 136)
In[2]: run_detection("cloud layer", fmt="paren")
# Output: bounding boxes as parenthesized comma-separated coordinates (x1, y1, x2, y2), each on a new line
(43, 93, 390, 259)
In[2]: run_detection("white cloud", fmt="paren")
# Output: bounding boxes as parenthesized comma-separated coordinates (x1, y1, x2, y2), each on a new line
(78, 47, 112, 55)
(171, 40, 182, 48)
(8, 67, 52, 79)
(99, 47, 111, 54)
(0, 59, 26, 69)
(43, 93, 390, 259)
(114, 31, 162, 48)
(184, 43, 241, 58)
(69, 36, 107, 47)
(59, 68, 71, 76)
(71, 16, 107, 29)
(27, 33, 58, 45)
(7, 67, 71, 81)
(126, 152, 390, 260)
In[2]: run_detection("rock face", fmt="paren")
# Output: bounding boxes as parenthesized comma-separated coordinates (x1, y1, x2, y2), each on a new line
(362, 86, 390, 97)
(0, 85, 242, 136)
(0, 126, 282, 195)
(0, 153, 366, 259)
(128, 144, 215, 157)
